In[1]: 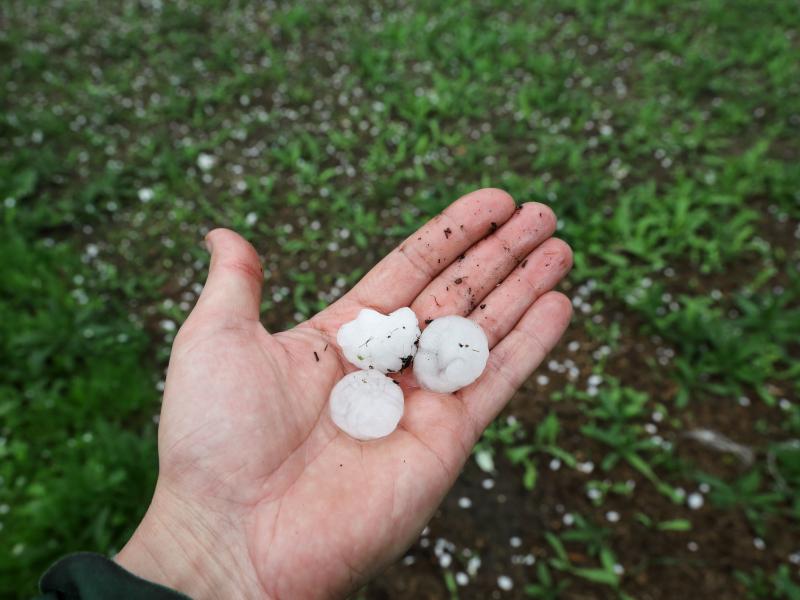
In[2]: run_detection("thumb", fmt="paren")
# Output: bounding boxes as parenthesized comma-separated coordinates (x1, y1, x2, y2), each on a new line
(193, 228, 263, 323)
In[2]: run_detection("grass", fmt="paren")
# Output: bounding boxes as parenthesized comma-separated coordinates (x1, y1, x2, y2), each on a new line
(2, 0, 799, 597)
(0, 226, 158, 589)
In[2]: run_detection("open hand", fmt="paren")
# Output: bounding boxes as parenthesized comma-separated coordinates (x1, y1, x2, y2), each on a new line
(115, 188, 573, 599)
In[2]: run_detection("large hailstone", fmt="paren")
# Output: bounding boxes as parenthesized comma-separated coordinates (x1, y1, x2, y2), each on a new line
(329, 369, 404, 440)
(413, 316, 489, 393)
(336, 307, 420, 373)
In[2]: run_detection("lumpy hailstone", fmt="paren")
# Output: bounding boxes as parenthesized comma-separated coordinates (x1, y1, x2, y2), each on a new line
(329, 369, 404, 441)
(413, 316, 489, 393)
(336, 307, 420, 373)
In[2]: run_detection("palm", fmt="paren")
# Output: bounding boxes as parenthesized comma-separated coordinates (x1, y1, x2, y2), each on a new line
(164, 318, 464, 598)
(121, 189, 573, 599)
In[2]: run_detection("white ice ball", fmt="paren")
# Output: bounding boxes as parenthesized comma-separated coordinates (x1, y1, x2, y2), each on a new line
(336, 307, 420, 373)
(413, 316, 489, 393)
(329, 369, 404, 441)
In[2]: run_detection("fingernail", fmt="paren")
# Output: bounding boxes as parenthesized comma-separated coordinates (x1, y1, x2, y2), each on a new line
(203, 233, 214, 254)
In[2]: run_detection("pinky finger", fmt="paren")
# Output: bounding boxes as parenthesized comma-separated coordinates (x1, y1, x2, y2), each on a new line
(458, 291, 573, 440)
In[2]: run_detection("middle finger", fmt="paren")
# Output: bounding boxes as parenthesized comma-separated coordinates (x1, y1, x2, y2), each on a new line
(410, 202, 556, 322)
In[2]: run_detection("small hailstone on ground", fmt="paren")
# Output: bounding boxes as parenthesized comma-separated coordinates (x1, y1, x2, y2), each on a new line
(587, 374, 603, 387)
(497, 575, 514, 591)
(687, 492, 704, 510)
(414, 316, 489, 393)
(455, 572, 469, 586)
(197, 152, 216, 170)
(138, 187, 154, 202)
(329, 370, 403, 441)
(466, 556, 482, 576)
(434, 538, 456, 557)
(475, 449, 495, 473)
(458, 497, 472, 509)
(337, 307, 420, 373)
(482, 478, 495, 490)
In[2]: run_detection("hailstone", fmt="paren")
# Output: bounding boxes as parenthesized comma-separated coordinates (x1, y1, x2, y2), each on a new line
(329, 369, 404, 440)
(413, 316, 489, 393)
(336, 307, 420, 373)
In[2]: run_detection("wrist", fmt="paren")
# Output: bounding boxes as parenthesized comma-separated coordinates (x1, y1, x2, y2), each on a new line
(115, 482, 263, 600)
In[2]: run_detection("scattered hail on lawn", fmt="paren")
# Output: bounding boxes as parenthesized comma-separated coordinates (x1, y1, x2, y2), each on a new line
(331, 310, 489, 439)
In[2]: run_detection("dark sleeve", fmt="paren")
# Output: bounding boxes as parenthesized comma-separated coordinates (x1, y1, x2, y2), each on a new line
(34, 552, 192, 600)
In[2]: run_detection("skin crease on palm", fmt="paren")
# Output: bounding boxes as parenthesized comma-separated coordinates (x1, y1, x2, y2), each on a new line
(114, 188, 574, 600)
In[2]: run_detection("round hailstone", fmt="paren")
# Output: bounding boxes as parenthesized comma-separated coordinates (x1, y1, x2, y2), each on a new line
(337, 307, 420, 373)
(329, 370, 404, 441)
(413, 316, 489, 393)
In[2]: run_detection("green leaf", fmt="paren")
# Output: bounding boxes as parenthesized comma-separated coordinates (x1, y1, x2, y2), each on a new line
(570, 567, 619, 587)
(523, 460, 538, 490)
(506, 444, 534, 463)
(544, 532, 568, 561)
(657, 519, 692, 531)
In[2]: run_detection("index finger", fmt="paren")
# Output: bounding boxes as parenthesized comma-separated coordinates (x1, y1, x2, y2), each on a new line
(344, 188, 517, 312)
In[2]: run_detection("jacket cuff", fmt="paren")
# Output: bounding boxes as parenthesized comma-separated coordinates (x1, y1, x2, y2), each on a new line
(37, 552, 191, 600)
